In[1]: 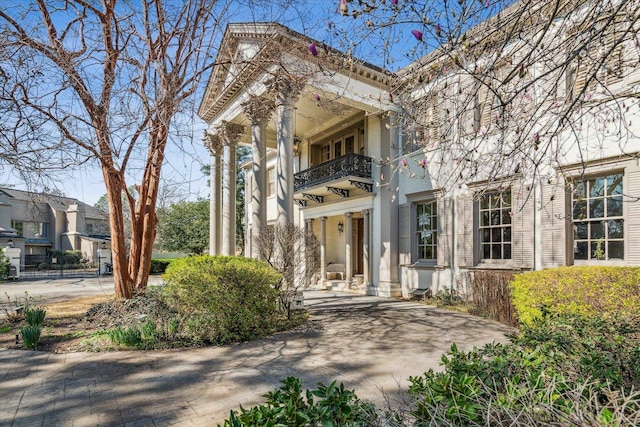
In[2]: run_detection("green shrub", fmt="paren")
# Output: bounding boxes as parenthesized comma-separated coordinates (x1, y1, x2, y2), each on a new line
(150, 259, 174, 274)
(20, 325, 41, 349)
(511, 266, 640, 325)
(163, 256, 282, 344)
(220, 377, 376, 426)
(25, 307, 46, 327)
(408, 314, 640, 425)
(0, 249, 10, 280)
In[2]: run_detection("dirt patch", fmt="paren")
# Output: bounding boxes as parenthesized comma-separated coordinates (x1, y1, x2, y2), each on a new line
(0, 295, 115, 353)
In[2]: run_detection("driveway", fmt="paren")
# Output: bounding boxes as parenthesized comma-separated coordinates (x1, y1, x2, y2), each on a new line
(0, 286, 512, 426)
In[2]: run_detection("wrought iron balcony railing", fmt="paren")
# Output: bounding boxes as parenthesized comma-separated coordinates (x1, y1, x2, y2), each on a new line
(294, 153, 372, 192)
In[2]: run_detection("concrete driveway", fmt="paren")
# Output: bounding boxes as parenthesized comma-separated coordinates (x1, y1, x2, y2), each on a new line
(0, 284, 512, 426)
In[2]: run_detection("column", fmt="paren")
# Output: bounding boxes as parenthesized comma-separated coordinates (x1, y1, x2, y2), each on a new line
(345, 212, 353, 283)
(377, 112, 401, 296)
(217, 121, 245, 256)
(270, 76, 302, 226)
(320, 216, 327, 285)
(362, 209, 370, 286)
(242, 97, 274, 259)
(204, 134, 223, 255)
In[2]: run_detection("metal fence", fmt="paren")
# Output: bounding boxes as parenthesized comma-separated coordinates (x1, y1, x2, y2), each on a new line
(19, 267, 100, 280)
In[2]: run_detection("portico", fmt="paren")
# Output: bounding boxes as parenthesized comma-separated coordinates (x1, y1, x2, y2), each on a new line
(197, 22, 400, 295)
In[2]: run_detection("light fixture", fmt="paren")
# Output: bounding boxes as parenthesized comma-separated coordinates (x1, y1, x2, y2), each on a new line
(293, 136, 301, 156)
(337, 222, 344, 234)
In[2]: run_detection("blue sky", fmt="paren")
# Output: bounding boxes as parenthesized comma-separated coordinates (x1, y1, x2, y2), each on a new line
(0, 0, 506, 206)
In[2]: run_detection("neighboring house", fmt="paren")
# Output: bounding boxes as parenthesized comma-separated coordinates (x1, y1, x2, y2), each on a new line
(198, 4, 640, 298)
(0, 188, 110, 268)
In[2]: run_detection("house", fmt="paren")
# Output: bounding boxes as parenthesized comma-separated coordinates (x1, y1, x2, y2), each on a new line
(0, 188, 110, 268)
(198, 2, 640, 298)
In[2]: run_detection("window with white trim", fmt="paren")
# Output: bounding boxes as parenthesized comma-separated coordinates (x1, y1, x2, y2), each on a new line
(267, 167, 276, 196)
(572, 173, 624, 260)
(479, 191, 512, 260)
(416, 200, 437, 261)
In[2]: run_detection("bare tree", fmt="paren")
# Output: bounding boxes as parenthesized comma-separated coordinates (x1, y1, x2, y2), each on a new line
(0, 0, 233, 298)
(257, 223, 320, 317)
(330, 0, 640, 197)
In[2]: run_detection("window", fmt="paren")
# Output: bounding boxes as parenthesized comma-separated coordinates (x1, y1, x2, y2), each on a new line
(416, 201, 437, 260)
(572, 173, 623, 260)
(267, 167, 276, 196)
(11, 220, 23, 236)
(31, 222, 49, 238)
(479, 191, 512, 260)
(320, 144, 330, 162)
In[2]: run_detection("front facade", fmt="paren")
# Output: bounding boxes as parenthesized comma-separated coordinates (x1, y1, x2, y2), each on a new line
(199, 3, 640, 298)
(0, 188, 110, 268)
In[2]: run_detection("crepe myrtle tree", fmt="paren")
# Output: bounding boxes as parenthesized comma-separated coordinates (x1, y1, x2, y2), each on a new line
(327, 0, 640, 200)
(0, 0, 235, 299)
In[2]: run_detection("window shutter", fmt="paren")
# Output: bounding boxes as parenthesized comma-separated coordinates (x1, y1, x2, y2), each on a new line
(512, 183, 535, 269)
(457, 194, 475, 267)
(541, 180, 567, 268)
(437, 197, 452, 267)
(399, 204, 411, 265)
(627, 166, 640, 266)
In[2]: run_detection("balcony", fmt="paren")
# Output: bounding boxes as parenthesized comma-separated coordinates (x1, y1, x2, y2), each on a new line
(294, 153, 372, 192)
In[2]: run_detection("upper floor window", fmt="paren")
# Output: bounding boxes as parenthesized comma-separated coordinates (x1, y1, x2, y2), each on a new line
(312, 128, 362, 165)
(11, 220, 23, 236)
(572, 173, 623, 260)
(479, 191, 512, 260)
(267, 167, 276, 196)
(416, 200, 437, 261)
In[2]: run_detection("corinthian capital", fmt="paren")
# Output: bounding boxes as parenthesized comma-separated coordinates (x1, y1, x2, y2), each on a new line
(204, 133, 222, 156)
(266, 73, 304, 106)
(242, 96, 275, 125)
(214, 121, 245, 147)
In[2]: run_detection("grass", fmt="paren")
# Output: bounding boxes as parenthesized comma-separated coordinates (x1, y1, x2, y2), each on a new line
(45, 295, 113, 318)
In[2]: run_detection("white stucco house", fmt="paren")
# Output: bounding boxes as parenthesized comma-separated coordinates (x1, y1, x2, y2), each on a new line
(198, 2, 640, 298)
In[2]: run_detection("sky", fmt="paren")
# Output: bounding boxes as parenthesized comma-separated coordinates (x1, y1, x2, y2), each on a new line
(0, 0, 506, 206)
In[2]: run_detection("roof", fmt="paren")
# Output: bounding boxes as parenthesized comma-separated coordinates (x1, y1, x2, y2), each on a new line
(0, 187, 107, 220)
(197, 22, 395, 123)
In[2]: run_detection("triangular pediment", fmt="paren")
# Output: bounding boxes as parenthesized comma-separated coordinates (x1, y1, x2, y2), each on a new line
(198, 23, 395, 123)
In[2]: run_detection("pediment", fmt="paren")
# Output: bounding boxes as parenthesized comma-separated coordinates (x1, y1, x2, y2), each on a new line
(198, 23, 395, 124)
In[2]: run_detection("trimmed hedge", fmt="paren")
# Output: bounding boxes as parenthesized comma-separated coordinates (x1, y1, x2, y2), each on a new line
(150, 258, 174, 274)
(511, 266, 640, 324)
(163, 256, 282, 344)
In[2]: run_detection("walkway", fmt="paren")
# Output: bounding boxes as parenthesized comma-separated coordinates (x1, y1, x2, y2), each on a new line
(0, 288, 512, 426)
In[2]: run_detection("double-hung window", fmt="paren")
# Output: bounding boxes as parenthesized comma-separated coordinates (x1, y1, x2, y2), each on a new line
(416, 200, 437, 261)
(479, 191, 512, 260)
(572, 173, 624, 260)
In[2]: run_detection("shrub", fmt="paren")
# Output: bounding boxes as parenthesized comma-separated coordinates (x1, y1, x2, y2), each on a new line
(163, 256, 282, 344)
(462, 269, 518, 326)
(150, 259, 173, 274)
(511, 266, 640, 324)
(408, 314, 640, 425)
(0, 248, 10, 280)
(25, 307, 46, 327)
(220, 377, 376, 426)
(20, 325, 42, 349)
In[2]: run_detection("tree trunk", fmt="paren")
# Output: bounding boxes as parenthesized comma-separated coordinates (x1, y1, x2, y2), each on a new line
(102, 168, 134, 299)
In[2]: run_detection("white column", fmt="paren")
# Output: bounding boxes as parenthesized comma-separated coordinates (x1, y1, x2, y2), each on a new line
(270, 76, 302, 226)
(205, 134, 223, 255)
(345, 212, 353, 282)
(377, 112, 401, 296)
(320, 216, 327, 285)
(218, 121, 244, 256)
(362, 209, 370, 286)
(243, 97, 274, 259)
